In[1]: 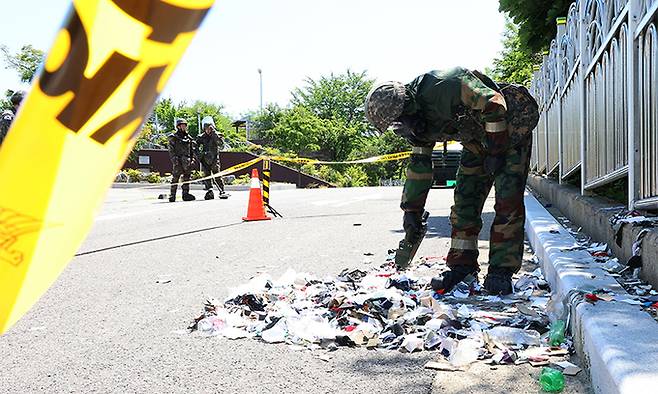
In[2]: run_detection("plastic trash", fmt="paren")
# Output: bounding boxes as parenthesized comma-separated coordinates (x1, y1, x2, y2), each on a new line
(401, 335, 424, 352)
(449, 338, 480, 366)
(539, 367, 565, 392)
(196, 316, 226, 336)
(261, 319, 287, 343)
(486, 326, 540, 346)
(548, 320, 566, 346)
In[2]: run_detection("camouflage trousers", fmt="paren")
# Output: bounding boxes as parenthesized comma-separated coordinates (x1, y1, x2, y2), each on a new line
(448, 136, 532, 271)
(171, 158, 193, 195)
(201, 158, 225, 192)
(400, 136, 532, 272)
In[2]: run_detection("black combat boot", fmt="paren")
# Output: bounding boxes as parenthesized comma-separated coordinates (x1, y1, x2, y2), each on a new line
(169, 186, 177, 202)
(430, 265, 479, 293)
(484, 267, 514, 295)
(182, 192, 196, 201)
(204, 190, 214, 200)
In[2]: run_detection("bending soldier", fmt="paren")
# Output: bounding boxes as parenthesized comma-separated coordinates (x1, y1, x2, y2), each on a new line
(196, 116, 228, 200)
(168, 118, 197, 202)
(365, 67, 537, 295)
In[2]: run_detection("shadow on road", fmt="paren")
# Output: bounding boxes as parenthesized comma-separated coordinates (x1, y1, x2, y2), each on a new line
(75, 221, 244, 256)
(389, 212, 496, 242)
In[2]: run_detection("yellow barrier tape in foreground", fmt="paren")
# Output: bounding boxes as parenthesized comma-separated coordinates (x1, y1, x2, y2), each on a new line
(0, 0, 214, 334)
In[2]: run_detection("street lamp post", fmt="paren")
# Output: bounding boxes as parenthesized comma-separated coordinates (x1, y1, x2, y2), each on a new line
(258, 68, 263, 111)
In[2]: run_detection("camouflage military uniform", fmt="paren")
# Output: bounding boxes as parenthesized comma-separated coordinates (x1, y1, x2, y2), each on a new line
(399, 67, 530, 272)
(196, 131, 225, 193)
(168, 131, 196, 197)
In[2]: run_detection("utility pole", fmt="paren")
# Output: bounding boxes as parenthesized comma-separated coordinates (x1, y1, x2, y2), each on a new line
(258, 68, 263, 111)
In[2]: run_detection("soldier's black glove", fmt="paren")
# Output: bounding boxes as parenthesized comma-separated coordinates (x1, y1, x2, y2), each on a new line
(403, 211, 424, 243)
(391, 114, 429, 146)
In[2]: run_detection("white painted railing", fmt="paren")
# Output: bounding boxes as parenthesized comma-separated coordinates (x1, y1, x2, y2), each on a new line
(531, 0, 658, 209)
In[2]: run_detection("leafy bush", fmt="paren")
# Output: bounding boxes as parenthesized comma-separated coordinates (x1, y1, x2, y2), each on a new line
(232, 174, 251, 185)
(124, 169, 144, 183)
(145, 172, 166, 183)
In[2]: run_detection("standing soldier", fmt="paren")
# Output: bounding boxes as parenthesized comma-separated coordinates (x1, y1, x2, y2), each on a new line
(0, 91, 25, 147)
(365, 67, 538, 295)
(196, 116, 229, 200)
(168, 118, 197, 202)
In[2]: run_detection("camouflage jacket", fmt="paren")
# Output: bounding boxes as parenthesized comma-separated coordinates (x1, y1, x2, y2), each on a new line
(401, 67, 507, 145)
(196, 132, 223, 164)
(167, 131, 196, 164)
(0, 109, 16, 146)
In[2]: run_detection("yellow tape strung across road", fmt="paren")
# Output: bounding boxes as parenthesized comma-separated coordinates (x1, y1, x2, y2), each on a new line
(137, 157, 263, 189)
(267, 141, 461, 165)
(0, 0, 214, 334)
(268, 151, 413, 165)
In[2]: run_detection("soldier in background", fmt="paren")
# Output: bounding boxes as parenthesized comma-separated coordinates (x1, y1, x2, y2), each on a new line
(196, 116, 229, 200)
(168, 118, 196, 202)
(365, 67, 537, 295)
(0, 91, 25, 147)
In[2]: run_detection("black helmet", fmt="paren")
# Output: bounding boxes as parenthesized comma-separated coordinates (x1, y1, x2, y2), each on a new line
(10, 90, 25, 106)
(175, 118, 188, 127)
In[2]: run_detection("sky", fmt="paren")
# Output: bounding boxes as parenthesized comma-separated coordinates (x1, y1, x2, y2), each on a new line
(0, 0, 506, 118)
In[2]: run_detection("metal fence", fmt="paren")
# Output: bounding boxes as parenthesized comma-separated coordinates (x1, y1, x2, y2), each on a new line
(531, 0, 658, 209)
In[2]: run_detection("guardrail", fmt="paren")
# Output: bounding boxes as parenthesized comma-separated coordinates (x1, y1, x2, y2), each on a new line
(531, 0, 658, 209)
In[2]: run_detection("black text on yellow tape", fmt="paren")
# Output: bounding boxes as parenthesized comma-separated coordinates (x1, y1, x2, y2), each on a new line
(0, 0, 214, 334)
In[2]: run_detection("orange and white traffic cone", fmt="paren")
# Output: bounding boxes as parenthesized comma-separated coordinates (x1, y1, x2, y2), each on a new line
(242, 169, 272, 222)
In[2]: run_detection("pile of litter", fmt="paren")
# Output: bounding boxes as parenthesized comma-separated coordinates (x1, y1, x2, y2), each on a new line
(189, 255, 579, 371)
(555, 211, 658, 321)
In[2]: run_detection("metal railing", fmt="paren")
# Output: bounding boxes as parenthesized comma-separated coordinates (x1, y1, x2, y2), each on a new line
(531, 0, 658, 209)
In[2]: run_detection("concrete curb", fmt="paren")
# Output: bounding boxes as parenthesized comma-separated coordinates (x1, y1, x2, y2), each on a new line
(525, 192, 658, 394)
(111, 183, 297, 191)
(527, 174, 658, 290)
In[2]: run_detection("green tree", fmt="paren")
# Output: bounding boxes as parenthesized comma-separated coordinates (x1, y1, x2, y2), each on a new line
(0, 90, 14, 112)
(265, 106, 363, 162)
(132, 98, 243, 163)
(498, 0, 572, 54)
(1, 44, 45, 83)
(490, 20, 542, 86)
(250, 103, 284, 135)
(146, 98, 239, 141)
(291, 70, 374, 132)
(348, 130, 410, 185)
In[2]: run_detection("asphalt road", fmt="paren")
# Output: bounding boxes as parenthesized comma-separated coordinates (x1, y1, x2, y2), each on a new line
(0, 186, 591, 393)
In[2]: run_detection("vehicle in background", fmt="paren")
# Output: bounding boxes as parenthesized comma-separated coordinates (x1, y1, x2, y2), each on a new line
(432, 142, 462, 188)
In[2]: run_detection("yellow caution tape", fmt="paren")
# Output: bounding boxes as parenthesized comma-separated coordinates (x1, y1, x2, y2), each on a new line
(267, 151, 413, 165)
(137, 157, 263, 189)
(267, 144, 462, 166)
(268, 156, 320, 164)
(0, 0, 214, 334)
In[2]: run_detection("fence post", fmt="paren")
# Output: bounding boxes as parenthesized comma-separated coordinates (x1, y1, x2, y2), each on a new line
(557, 17, 567, 184)
(542, 53, 550, 174)
(578, 0, 588, 196)
(628, 0, 641, 210)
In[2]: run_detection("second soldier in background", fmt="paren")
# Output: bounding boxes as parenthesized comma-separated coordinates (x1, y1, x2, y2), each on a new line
(168, 118, 197, 202)
(196, 116, 229, 200)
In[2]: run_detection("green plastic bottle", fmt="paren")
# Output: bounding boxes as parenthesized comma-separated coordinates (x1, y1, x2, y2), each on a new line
(548, 320, 566, 346)
(540, 367, 565, 392)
